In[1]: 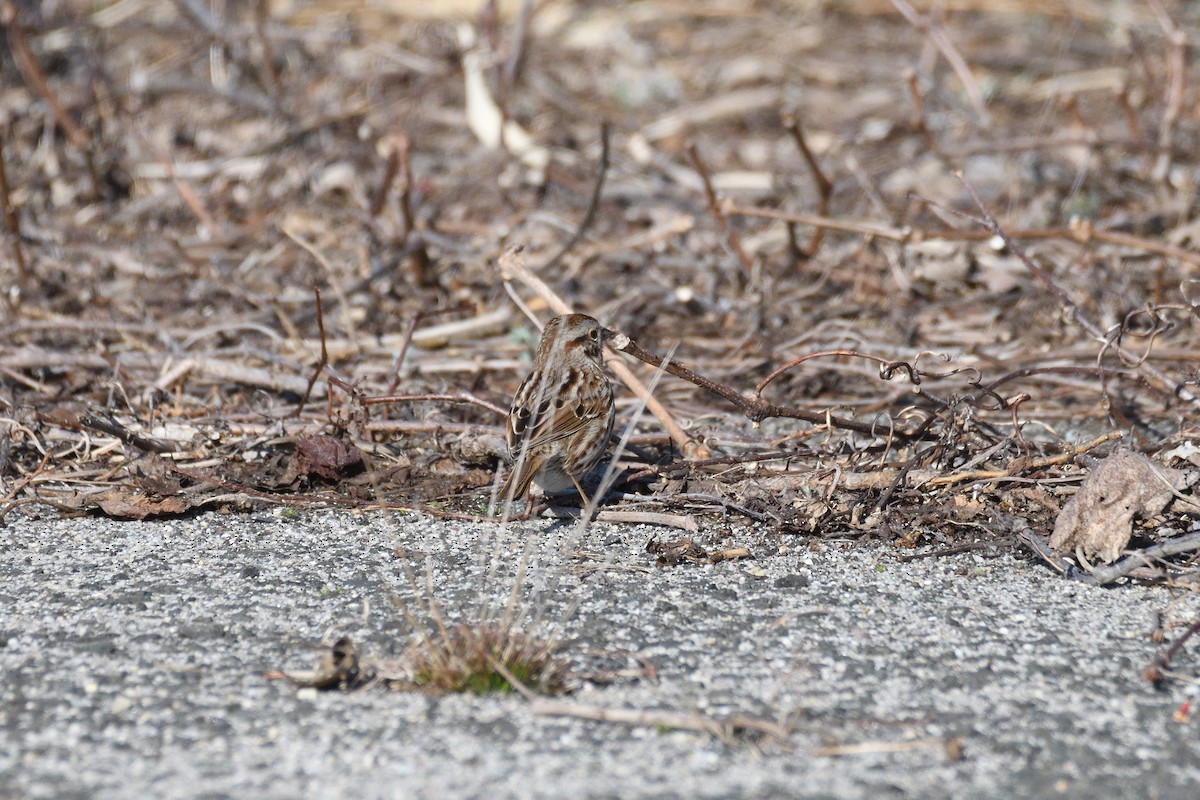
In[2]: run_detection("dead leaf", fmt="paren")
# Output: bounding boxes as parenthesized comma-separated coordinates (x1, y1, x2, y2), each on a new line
(129, 454, 186, 496)
(95, 489, 192, 519)
(295, 434, 363, 481)
(1048, 450, 1195, 564)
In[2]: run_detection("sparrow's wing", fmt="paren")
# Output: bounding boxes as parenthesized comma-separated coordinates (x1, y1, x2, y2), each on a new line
(507, 368, 610, 453)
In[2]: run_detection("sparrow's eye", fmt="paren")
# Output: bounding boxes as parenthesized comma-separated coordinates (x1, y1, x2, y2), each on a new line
(588, 328, 601, 341)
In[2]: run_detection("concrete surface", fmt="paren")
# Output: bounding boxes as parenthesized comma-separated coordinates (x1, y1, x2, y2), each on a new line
(2, 509, 1199, 799)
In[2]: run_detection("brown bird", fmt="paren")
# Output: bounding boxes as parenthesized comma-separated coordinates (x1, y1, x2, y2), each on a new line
(500, 314, 615, 503)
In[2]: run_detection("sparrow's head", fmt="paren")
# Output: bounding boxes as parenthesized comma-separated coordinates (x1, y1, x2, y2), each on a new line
(536, 313, 610, 362)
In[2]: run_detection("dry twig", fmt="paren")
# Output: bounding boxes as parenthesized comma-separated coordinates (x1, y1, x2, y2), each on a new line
(363, 391, 508, 418)
(1144, 609, 1200, 685)
(722, 203, 1200, 269)
(608, 334, 931, 440)
(781, 111, 833, 258)
(531, 699, 789, 744)
(687, 143, 754, 280)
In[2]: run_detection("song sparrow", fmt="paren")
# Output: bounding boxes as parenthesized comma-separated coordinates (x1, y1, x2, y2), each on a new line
(500, 313, 615, 502)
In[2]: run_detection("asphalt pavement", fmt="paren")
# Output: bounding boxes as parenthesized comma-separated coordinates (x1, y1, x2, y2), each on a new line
(3, 509, 1199, 799)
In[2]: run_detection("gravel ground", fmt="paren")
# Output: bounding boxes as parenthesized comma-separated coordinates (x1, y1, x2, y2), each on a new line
(3, 509, 1199, 799)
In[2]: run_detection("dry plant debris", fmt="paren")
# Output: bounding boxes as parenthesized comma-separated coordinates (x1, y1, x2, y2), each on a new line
(0, 1, 1198, 578)
(274, 628, 567, 697)
(403, 623, 567, 695)
(272, 636, 374, 692)
(646, 536, 752, 567)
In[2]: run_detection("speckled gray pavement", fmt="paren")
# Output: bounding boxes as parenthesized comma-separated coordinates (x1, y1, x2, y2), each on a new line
(3, 509, 1199, 799)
